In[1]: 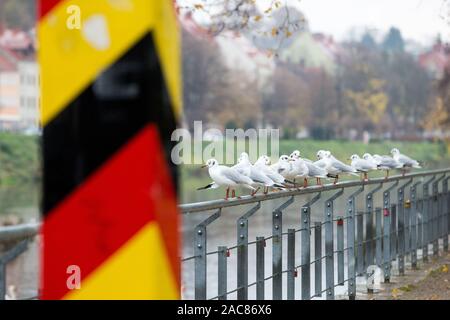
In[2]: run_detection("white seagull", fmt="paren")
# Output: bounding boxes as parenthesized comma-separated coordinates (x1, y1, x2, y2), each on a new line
(233, 152, 284, 195)
(316, 150, 358, 184)
(390, 148, 421, 175)
(349, 154, 377, 181)
(198, 158, 255, 200)
(254, 155, 292, 189)
(288, 153, 309, 188)
(270, 155, 292, 179)
(363, 153, 401, 179)
(290, 150, 328, 186)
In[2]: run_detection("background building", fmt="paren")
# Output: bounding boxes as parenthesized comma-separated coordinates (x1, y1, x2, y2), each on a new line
(18, 61, 39, 133)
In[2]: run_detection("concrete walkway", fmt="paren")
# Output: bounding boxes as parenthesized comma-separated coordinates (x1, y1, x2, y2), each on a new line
(355, 251, 450, 300)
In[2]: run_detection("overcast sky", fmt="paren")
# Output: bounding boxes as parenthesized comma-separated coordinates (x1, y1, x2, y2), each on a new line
(178, 0, 450, 44)
(299, 0, 449, 44)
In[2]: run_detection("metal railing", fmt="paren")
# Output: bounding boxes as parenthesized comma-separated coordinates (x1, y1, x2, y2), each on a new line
(0, 223, 39, 300)
(180, 168, 450, 300)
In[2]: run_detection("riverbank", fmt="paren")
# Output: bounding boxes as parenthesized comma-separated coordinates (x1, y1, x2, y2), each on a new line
(0, 133, 40, 185)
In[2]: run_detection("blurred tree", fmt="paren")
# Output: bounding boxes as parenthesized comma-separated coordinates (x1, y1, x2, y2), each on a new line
(361, 32, 377, 50)
(176, 0, 306, 52)
(0, 0, 36, 30)
(425, 67, 450, 139)
(345, 78, 389, 130)
(381, 52, 432, 134)
(382, 27, 405, 52)
(262, 64, 311, 129)
(182, 29, 260, 129)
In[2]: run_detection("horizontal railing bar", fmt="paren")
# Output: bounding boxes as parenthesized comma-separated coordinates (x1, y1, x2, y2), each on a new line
(179, 169, 450, 214)
(0, 223, 40, 243)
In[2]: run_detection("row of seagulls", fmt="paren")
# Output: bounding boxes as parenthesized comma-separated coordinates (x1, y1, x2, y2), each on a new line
(198, 148, 421, 200)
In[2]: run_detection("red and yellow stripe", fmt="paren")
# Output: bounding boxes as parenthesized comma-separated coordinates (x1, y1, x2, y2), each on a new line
(39, 0, 181, 299)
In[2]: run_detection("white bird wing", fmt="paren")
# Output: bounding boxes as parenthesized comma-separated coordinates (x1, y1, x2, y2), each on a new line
(261, 166, 284, 183)
(380, 156, 401, 169)
(233, 162, 252, 176)
(221, 167, 253, 185)
(398, 154, 419, 167)
(291, 159, 308, 177)
(250, 167, 274, 186)
(273, 161, 291, 176)
(333, 159, 357, 173)
(305, 161, 327, 177)
(313, 159, 327, 169)
(353, 159, 374, 172)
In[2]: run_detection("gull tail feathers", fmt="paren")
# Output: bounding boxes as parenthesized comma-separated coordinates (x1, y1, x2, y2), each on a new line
(197, 182, 219, 191)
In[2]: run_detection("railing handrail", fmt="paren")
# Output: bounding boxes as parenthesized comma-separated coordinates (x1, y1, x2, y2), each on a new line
(0, 223, 40, 243)
(179, 168, 450, 214)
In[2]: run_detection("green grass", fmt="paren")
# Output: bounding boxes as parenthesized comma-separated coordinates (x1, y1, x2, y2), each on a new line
(0, 133, 40, 185)
(180, 139, 450, 203)
(0, 134, 447, 203)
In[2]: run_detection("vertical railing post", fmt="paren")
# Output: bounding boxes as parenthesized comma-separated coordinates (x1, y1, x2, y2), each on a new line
(397, 178, 412, 276)
(218, 246, 228, 300)
(404, 200, 411, 258)
(390, 204, 397, 262)
(301, 193, 320, 300)
(423, 175, 436, 263)
(324, 189, 344, 300)
(410, 182, 422, 269)
(383, 204, 391, 283)
(366, 183, 383, 290)
(375, 207, 382, 267)
(443, 177, 450, 252)
(237, 203, 261, 300)
(287, 229, 296, 300)
(438, 178, 446, 251)
(417, 199, 423, 255)
(432, 175, 445, 257)
(382, 181, 398, 264)
(356, 212, 364, 276)
(256, 236, 265, 300)
(272, 210, 282, 300)
(272, 197, 294, 300)
(314, 222, 322, 298)
(337, 216, 344, 285)
(195, 209, 221, 300)
(301, 208, 311, 300)
(347, 186, 364, 300)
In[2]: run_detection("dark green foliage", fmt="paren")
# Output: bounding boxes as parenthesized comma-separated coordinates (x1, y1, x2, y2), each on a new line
(0, 133, 40, 184)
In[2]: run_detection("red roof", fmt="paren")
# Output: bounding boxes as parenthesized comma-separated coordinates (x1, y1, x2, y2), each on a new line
(0, 29, 33, 50)
(418, 42, 450, 77)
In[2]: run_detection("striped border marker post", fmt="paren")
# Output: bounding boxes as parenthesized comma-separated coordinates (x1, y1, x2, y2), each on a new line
(38, 0, 181, 299)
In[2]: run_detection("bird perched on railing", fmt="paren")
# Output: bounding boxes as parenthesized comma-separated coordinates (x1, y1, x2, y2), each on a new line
(363, 153, 402, 179)
(390, 148, 421, 176)
(270, 155, 292, 179)
(254, 155, 294, 189)
(287, 152, 309, 188)
(349, 154, 377, 181)
(316, 150, 358, 184)
(233, 152, 285, 195)
(290, 150, 328, 186)
(198, 158, 255, 200)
